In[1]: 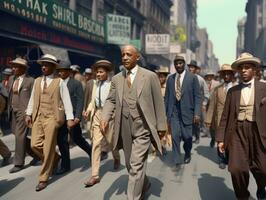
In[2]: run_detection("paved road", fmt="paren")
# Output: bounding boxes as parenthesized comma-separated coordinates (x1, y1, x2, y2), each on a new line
(0, 134, 257, 200)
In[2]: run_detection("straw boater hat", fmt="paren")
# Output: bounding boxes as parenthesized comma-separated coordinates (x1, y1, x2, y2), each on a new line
(2, 68, 12, 75)
(174, 55, 185, 61)
(92, 60, 113, 71)
(231, 52, 261, 70)
(218, 64, 234, 73)
(188, 60, 200, 68)
(10, 57, 29, 68)
(156, 66, 169, 74)
(84, 68, 92, 74)
(37, 54, 59, 66)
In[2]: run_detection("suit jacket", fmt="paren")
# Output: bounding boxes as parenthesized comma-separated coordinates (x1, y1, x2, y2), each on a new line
(83, 79, 95, 111)
(102, 66, 167, 153)
(216, 80, 266, 150)
(67, 77, 84, 120)
(7, 75, 34, 117)
(164, 70, 201, 125)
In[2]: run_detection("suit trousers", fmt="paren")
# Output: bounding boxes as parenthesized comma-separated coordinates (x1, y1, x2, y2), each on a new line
(229, 120, 266, 199)
(11, 110, 37, 165)
(91, 109, 120, 177)
(170, 105, 193, 164)
(57, 121, 92, 170)
(121, 114, 151, 200)
(0, 139, 11, 158)
(31, 113, 60, 182)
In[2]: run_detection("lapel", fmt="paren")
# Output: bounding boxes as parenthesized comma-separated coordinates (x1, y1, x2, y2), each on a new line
(9, 76, 15, 94)
(218, 84, 226, 103)
(18, 75, 27, 93)
(255, 80, 263, 112)
(135, 67, 145, 97)
(170, 73, 176, 96)
(118, 71, 125, 104)
(181, 70, 189, 96)
(235, 85, 241, 115)
(67, 78, 73, 92)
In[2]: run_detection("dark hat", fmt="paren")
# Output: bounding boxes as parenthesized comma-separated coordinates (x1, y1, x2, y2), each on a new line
(37, 54, 59, 66)
(174, 55, 185, 61)
(188, 60, 200, 68)
(92, 60, 113, 71)
(57, 60, 72, 70)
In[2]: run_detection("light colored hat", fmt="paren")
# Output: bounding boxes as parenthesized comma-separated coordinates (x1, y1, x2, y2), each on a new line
(174, 55, 185, 61)
(232, 52, 261, 70)
(205, 70, 216, 76)
(85, 68, 92, 74)
(156, 66, 169, 74)
(218, 64, 234, 73)
(37, 54, 59, 66)
(10, 58, 28, 68)
(2, 68, 12, 75)
(70, 65, 80, 72)
(92, 60, 113, 71)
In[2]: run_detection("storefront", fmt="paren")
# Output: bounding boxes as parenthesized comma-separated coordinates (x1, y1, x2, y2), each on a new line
(0, 0, 111, 77)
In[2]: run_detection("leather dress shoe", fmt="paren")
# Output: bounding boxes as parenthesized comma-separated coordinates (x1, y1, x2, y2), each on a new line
(257, 188, 266, 200)
(1, 154, 11, 167)
(29, 158, 40, 166)
(9, 165, 23, 173)
(113, 159, 120, 170)
(184, 155, 191, 164)
(56, 167, 70, 175)
(35, 181, 48, 192)
(84, 176, 100, 187)
(218, 162, 226, 169)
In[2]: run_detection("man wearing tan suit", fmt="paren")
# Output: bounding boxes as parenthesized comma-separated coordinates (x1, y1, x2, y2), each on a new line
(25, 54, 74, 191)
(205, 64, 235, 169)
(8, 58, 38, 173)
(101, 45, 167, 200)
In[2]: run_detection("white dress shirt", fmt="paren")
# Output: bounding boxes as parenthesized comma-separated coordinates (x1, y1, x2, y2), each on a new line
(175, 69, 186, 91)
(95, 80, 111, 108)
(26, 74, 74, 120)
(126, 65, 139, 84)
(224, 82, 233, 93)
(14, 74, 25, 91)
(241, 78, 254, 105)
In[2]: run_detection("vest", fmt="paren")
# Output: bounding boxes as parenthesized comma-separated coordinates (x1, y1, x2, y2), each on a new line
(32, 77, 65, 126)
(238, 88, 255, 122)
(122, 78, 141, 119)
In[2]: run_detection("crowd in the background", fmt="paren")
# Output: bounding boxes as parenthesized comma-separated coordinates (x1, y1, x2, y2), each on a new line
(0, 46, 265, 200)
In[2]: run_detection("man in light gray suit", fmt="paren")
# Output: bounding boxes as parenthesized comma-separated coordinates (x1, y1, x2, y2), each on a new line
(100, 45, 167, 200)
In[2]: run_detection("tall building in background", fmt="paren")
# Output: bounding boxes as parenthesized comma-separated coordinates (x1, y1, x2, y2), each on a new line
(196, 28, 208, 68)
(236, 17, 246, 57)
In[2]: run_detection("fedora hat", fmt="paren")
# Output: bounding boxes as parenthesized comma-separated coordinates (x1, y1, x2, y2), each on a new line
(10, 57, 28, 68)
(70, 65, 80, 72)
(92, 60, 113, 71)
(156, 66, 169, 74)
(84, 68, 92, 74)
(174, 55, 185, 61)
(2, 68, 12, 75)
(37, 54, 59, 66)
(205, 70, 216, 76)
(218, 64, 234, 73)
(188, 60, 200, 68)
(232, 52, 261, 70)
(57, 60, 72, 70)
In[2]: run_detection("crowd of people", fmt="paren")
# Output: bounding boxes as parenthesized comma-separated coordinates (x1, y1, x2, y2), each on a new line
(0, 45, 266, 200)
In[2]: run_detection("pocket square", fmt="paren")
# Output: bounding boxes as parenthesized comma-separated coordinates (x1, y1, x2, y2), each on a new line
(260, 97, 266, 105)
(22, 88, 28, 91)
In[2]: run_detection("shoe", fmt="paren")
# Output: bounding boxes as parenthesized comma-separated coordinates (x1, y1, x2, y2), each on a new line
(1, 154, 11, 167)
(257, 188, 266, 200)
(218, 162, 226, 169)
(29, 158, 40, 166)
(84, 176, 100, 187)
(100, 152, 108, 161)
(113, 159, 120, 170)
(35, 181, 48, 192)
(9, 165, 23, 173)
(56, 167, 70, 175)
(210, 139, 215, 148)
(184, 155, 191, 164)
(140, 181, 151, 200)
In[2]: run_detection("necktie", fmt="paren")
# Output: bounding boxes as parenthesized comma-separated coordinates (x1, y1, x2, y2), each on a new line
(241, 82, 251, 88)
(98, 81, 102, 108)
(176, 74, 181, 101)
(13, 78, 19, 94)
(127, 70, 131, 87)
(43, 76, 47, 93)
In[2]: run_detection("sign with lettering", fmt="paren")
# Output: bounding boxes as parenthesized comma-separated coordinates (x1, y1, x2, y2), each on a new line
(0, 0, 105, 43)
(145, 34, 170, 54)
(105, 14, 131, 45)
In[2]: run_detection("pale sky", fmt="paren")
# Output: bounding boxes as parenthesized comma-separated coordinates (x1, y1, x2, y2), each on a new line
(197, 0, 247, 66)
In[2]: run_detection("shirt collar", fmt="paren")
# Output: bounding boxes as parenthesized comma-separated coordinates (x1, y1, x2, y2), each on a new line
(126, 65, 138, 75)
(243, 78, 254, 86)
(16, 74, 25, 80)
(64, 77, 70, 84)
(176, 69, 186, 77)
(44, 74, 55, 79)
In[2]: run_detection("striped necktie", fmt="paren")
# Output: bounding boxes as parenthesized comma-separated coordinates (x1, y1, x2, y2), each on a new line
(176, 74, 181, 100)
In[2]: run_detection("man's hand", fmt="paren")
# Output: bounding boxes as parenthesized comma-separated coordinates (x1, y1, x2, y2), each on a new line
(158, 131, 166, 139)
(193, 115, 201, 124)
(67, 120, 75, 129)
(100, 120, 109, 134)
(74, 118, 80, 125)
(218, 142, 225, 153)
(83, 111, 89, 118)
(25, 115, 32, 128)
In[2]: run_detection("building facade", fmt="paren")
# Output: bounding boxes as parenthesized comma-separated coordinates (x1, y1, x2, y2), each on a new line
(236, 17, 246, 57)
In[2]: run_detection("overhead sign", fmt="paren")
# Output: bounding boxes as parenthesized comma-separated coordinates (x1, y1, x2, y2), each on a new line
(0, 0, 105, 43)
(105, 14, 131, 45)
(145, 34, 170, 54)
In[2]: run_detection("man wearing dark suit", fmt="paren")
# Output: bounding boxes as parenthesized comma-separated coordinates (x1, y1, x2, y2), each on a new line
(56, 61, 92, 174)
(217, 53, 266, 200)
(100, 45, 167, 200)
(165, 55, 201, 169)
(8, 58, 38, 173)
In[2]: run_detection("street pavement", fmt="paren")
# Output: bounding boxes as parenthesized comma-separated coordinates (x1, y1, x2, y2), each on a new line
(0, 134, 257, 200)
